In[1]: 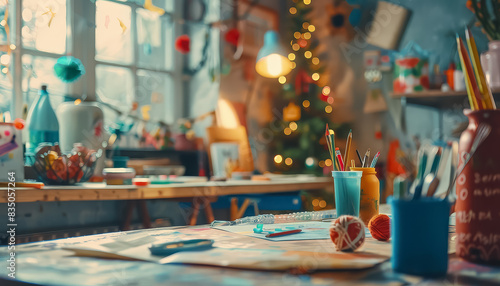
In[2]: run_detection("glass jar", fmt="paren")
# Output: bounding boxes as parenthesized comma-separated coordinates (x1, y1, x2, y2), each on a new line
(350, 167, 380, 225)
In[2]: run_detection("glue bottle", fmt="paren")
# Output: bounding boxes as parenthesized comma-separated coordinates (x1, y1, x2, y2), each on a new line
(26, 85, 59, 152)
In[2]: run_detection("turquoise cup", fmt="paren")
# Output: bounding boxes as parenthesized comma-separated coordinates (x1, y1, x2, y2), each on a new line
(331, 171, 362, 217)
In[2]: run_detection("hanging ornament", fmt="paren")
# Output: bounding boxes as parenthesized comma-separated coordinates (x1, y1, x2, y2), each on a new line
(53, 56, 86, 83)
(224, 28, 240, 47)
(283, 102, 301, 122)
(294, 69, 313, 95)
(175, 35, 191, 54)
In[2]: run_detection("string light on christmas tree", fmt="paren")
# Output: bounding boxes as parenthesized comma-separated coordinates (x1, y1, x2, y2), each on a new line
(292, 44, 300, 51)
(304, 51, 312, 58)
(319, 160, 325, 167)
(322, 86, 331, 95)
(325, 105, 333, 113)
(278, 76, 286, 84)
(312, 57, 320, 65)
(291, 62, 297, 69)
(290, 7, 297, 14)
(303, 0, 311, 5)
(274, 155, 283, 164)
(327, 96, 334, 104)
(308, 25, 316, 32)
(285, 158, 293, 165)
(293, 32, 301, 39)
(284, 127, 292, 135)
(302, 100, 310, 108)
(303, 32, 311, 39)
(288, 53, 296, 61)
(289, 121, 298, 130)
(312, 73, 320, 81)
(302, 22, 309, 29)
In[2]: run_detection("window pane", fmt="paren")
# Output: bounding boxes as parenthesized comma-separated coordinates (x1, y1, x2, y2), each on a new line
(22, 55, 66, 110)
(136, 69, 173, 124)
(0, 85, 12, 116)
(137, 8, 173, 70)
(96, 65, 134, 125)
(22, 0, 66, 54)
(96, 1, 133, 65)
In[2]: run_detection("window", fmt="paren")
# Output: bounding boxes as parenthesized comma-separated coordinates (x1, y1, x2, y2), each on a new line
(0, 0, 179, 145)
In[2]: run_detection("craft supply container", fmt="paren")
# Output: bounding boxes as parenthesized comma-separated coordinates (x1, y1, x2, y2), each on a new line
(350, 167, 380, 225)
(331, 171, 362, 217)
(390, 197, 450, 277)
(456, 109, 500, 264)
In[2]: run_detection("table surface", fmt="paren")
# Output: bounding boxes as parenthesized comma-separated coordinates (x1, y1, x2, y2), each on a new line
(0, 207, 499, 286)
(0, 177, 332, 203)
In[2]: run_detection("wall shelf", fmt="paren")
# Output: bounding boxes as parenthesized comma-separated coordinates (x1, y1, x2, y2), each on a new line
(390, 89, 500, 109)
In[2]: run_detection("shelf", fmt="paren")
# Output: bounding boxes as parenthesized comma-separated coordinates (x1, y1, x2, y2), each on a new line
(390, 89, 500, 108)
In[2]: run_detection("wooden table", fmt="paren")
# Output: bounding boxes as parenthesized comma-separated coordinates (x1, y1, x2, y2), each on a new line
(0, 216, 499, 286)
(1, 177, 332, 228)
(0, 178, 332, 203)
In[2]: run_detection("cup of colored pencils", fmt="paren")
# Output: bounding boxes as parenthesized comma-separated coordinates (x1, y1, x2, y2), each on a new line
(325, 125, 362, 217)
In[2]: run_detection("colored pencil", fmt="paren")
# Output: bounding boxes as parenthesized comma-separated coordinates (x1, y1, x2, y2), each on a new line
(465, 28, 496, 109)
(335, 147, 344, 171)
(344, 129, 352, 168)
(265, 229, 302, 238)
(457, 35, 484, 109)
(351, 159, 356, 169)
(329, 129, 340, 171)
(370, 151, 381, 168)
(325, 125, 335, 170)
(356, 149, 363, 165)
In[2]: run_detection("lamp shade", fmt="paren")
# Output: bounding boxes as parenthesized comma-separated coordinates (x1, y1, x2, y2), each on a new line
(255, 31, 292, 78)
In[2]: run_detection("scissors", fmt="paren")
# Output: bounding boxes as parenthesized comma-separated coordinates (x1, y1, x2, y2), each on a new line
(149, 239, 214, 256)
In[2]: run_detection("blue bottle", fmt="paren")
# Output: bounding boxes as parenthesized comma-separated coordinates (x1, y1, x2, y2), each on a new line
(26, 85, 59, 152)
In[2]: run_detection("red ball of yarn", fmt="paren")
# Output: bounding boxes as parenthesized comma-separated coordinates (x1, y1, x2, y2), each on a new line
(224, 28, 240, 46)
(175, 35, 190, 54)
(368, 214, 391, 241)
(330, 215, 365, 251)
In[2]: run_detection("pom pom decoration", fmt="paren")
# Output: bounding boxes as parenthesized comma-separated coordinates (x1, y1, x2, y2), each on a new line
(54, 56, 86, 83)
(368, 214, 391, 241)
(175, 35, 191, 54)
(224, 28, 240, 47)
(13, 118, 25, 130)
(330, 215, 365, 251)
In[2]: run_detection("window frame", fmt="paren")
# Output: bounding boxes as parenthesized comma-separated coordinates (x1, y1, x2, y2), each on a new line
(10, 0, 185, 126)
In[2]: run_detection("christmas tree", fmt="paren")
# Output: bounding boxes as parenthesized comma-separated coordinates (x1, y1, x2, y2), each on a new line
(268, 0, 345, 175)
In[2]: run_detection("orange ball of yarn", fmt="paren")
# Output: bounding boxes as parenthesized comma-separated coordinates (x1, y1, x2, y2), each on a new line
(368, 214, 391, 241)
(13, 118, 25, 130)
(329, 215, 365, 251)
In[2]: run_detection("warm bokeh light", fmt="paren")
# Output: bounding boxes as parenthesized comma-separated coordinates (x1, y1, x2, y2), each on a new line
(284, 127, 292, 135)
(302, 22, 309, 29)
(0, 54, 10, 66)
(74, 99, 82, 105)
(319, 160, 325, 167)
(322, 86, 331, 95)
(9, 44, 16, 50)
(285, 158, 293, 165)
(325, 159, 332, 166)
(274, 155, 283, 164)
(291, 62, 297, 69)
(312, 57, 319, 65)
(325, 105, 333, 113)
(289, 121, 298, 130)
(303, 32, 311, 39)
(288, 53, 296, 61)
(302, 100, 310, 108)
(312, 73, 320, 81)
(289, 7, 297, 14)
(292, 44, 300, 51)
(327, 96, 334, 104)
(308, 25, 316, 32)
(319, 200, 327, 208)
(312, 199, 319, 206)
(294, 32, 301, 39)
(306, 157, 315, 166)
(303, 0, 311, 5)
(278, 76, 286, 84)
(304, 51, 312, 58)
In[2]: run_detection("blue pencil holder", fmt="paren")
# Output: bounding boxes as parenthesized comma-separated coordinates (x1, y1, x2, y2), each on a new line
(390, 197, 450, 277)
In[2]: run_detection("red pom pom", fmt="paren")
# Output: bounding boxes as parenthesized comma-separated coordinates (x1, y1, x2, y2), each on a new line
(368, 214, 391, 241)
(175, 35, 190, 54)
(330, 215, 365, 251)
(224, 28, 240, 46)
(13, 118, 25, 130)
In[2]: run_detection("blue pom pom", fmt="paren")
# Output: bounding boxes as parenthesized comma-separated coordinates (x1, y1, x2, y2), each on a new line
(54, 56, 86, 83)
